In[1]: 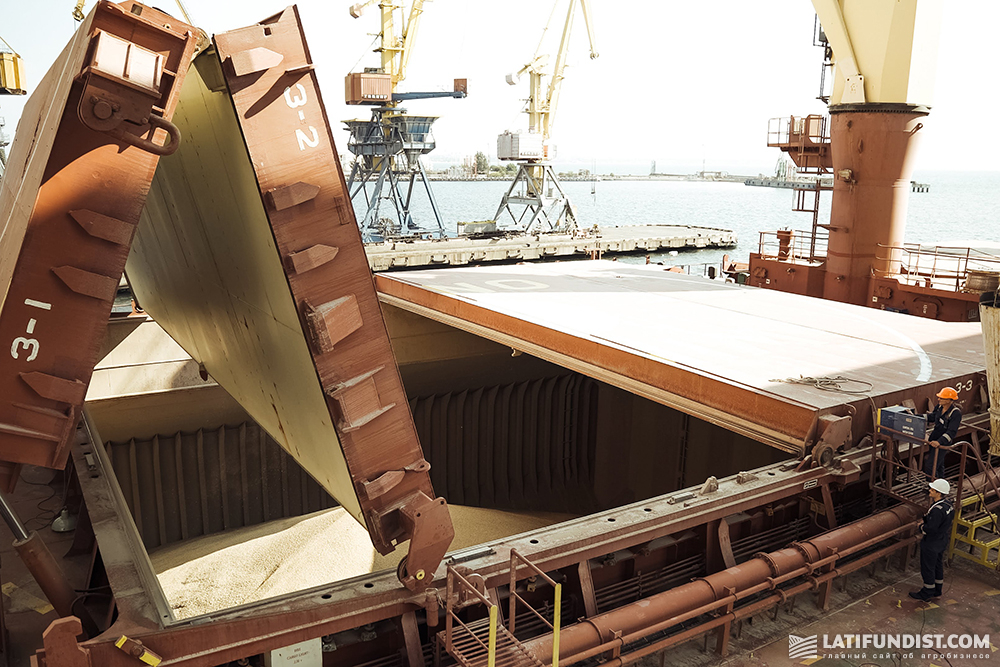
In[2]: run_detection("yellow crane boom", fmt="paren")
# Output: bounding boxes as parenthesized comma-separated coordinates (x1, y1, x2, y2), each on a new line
(544, 0, 597, 141)
(350, 0, 429, 104)
(508, 0, 598, 149)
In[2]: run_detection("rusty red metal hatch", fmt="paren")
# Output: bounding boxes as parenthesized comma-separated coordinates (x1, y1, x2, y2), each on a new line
(124, 7, 452, 588)
(0, 2, 198, 487)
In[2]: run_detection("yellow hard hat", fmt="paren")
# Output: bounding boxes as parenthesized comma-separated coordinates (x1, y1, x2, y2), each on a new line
(936, 387, 958, 400)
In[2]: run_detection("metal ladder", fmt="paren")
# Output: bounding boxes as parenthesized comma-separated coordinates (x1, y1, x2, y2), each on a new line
(441, 614, 541, 667)
(870, 428, 1000, 570)
(950, 491, 1000, 568)
(947, 433, 1000, 569)
(438, 549, 561, 667)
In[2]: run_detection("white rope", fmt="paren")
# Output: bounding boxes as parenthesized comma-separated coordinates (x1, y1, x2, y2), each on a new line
(770, 375, 874, 395)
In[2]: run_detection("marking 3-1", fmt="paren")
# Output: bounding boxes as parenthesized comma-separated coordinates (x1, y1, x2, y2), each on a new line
(10, 299, 52, 362)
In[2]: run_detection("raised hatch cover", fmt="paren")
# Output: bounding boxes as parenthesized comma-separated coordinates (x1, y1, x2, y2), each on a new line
(0, 2, 197, 482)
(125, 7, 452, 586)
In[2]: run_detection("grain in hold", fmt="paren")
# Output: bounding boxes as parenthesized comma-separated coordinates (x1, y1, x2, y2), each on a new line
(152, 505, 573, 619)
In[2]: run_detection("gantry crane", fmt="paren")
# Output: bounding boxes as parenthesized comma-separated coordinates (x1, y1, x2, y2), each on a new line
(343, 0, 467, 243)
(494, 0, 597, 234)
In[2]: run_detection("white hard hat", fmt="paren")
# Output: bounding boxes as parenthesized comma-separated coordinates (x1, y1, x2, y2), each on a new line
(930, 479, 950, 495)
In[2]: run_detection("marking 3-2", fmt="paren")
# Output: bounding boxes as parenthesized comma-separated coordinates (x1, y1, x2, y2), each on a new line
(284, 83, 319, 151)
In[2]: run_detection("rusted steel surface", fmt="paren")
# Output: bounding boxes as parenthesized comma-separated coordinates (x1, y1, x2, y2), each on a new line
(376, 261, 986, 454)
(0, 1, 197, 471)
(823, 106, 927, 307)
(124, 8, 451, 586)
(523, 503, 922, 664)
(528, 467, 1000, 665)
(11, 532, 77, 618)
(54, 439, 873, 667)
(868, 276, 984, 322)
(747, 254, 826, 297)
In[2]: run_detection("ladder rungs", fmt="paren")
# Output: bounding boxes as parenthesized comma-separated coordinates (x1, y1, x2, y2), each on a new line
(955, 536, 1000, 548)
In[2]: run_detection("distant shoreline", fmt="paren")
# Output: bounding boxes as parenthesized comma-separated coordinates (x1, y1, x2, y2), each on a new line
(425, 173, 830, 185)
(428, 173, 757, 183)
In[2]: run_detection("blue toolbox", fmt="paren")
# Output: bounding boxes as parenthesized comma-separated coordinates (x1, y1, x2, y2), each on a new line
(877, 406, 927, 441)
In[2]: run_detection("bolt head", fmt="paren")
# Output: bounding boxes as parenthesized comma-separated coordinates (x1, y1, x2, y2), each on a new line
(93, 100, 114, 120)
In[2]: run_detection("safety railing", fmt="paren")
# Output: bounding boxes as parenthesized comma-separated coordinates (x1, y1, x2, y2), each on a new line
(875, 243, 1000, 294)
(766, 115, 831, 174)
(869, 425, 931, 509)
(441, 562, 547, 667)
(948, 438, 1000, 568)
(756, 228, 828, 263)
(657, 260, 730, 280)
(444, 565, 500, 667)
(960, 435, 1000, 523)
(767, 115, 829, 148)
(870, 427, 1000, 532)
(509, 549, 561, 667)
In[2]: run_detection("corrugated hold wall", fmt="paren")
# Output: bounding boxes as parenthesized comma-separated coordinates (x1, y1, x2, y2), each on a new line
(106, 374, 599, 548)
(409, 375, 599, 512)
(105, 423, 335, 550)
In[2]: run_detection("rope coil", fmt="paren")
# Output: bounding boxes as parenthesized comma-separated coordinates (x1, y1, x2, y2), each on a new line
(770, 375, 874, 395)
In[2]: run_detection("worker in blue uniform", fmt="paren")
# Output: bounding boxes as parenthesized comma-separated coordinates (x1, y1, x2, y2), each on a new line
(909, 478, 954, 601)
(922, 387, 961, 479)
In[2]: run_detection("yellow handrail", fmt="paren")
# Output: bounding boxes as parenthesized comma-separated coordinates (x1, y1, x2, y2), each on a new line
(552, 583, 561, 667)
(487, 605, 498, 667)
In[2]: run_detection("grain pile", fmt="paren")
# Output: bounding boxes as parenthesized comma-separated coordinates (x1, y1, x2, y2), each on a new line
(152, 505, 573, 619)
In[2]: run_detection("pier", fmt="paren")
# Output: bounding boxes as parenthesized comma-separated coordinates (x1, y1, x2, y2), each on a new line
(365, 224, 737, 271)
(744, 176, 833, 189)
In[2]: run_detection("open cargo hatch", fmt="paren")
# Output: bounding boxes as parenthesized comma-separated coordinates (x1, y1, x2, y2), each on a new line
(125, 7, 452, 590)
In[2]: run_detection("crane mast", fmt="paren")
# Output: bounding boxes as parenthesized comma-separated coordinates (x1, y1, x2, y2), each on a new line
(495, 0, 598, 234)
(343, 1, 466, 242)
(350, 0, 428, 105)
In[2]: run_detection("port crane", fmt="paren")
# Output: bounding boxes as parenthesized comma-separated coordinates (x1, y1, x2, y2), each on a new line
(0, 36, 27, 181)
(494, 0, 597, 234)
(343, 0, 467, 243)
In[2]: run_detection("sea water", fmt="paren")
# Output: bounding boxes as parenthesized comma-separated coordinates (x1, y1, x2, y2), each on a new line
(354, 170, 999, 268)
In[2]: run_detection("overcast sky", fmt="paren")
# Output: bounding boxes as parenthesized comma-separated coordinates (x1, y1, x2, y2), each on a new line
(2, 0, 998, 174)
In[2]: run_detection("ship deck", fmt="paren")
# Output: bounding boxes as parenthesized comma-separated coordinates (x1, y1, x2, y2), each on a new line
(376, 260, 986, 454)
(742, 559, 1000, 666)
(6, 448, 999, 667)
